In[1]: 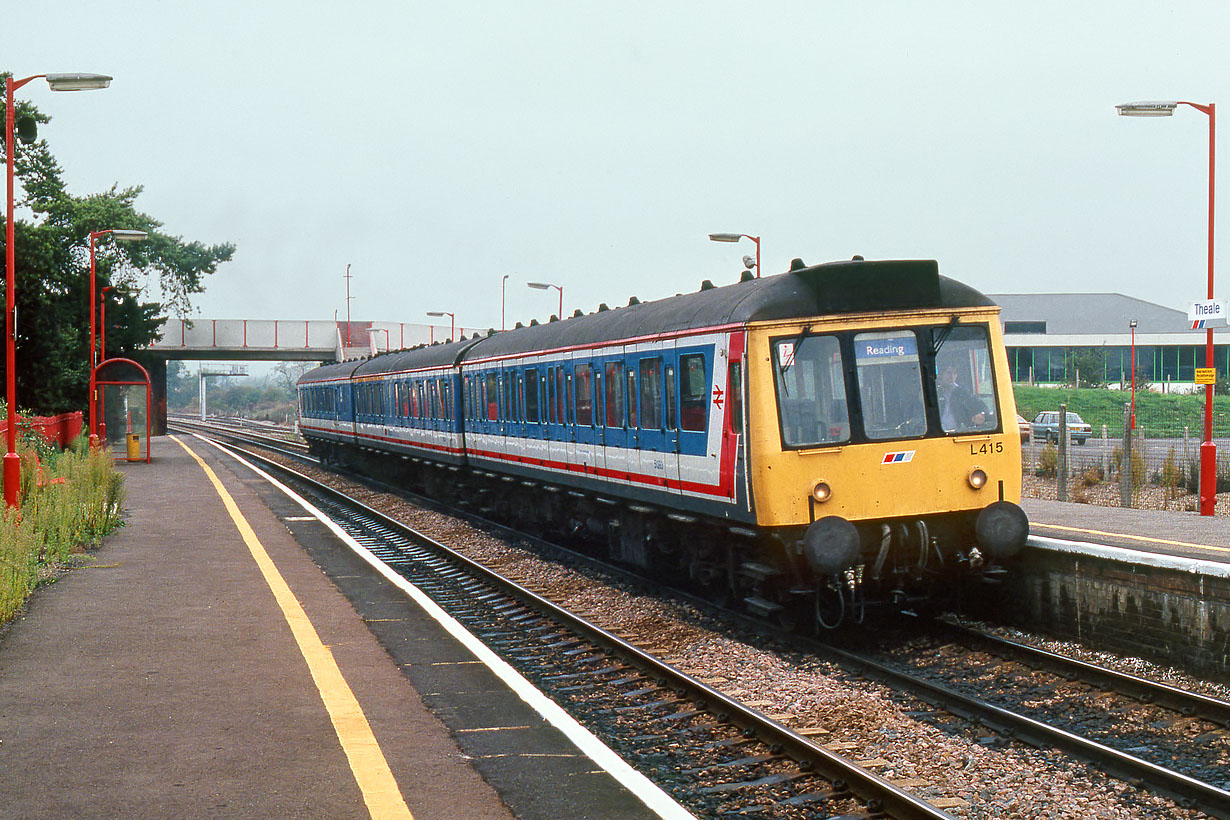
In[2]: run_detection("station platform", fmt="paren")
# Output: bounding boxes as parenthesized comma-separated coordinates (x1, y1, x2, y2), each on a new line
(0, 436, 679, 820)
(1022, 497, 1230, 569)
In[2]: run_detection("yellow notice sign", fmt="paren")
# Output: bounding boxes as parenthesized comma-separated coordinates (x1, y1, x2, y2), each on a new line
(1195, 367, 1217, 385)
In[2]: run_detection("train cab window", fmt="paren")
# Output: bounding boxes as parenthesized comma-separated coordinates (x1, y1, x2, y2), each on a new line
(773, 336, 849, 446)
(525, 369, 541, 423)
(639, 358, 662, 429)
(727, 362, 742, 432)
(933, 326, 998, 434)
(679, 354, 708, 432)
(605, 362, 625, 428)
(574, 364, 594, 425)
(854, 331, 926, 440)
(626, 368, 638, 428)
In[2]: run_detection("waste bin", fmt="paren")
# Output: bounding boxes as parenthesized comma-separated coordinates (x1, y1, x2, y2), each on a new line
(126, 433, 140, 462)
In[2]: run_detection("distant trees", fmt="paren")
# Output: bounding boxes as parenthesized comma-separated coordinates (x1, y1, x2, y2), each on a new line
(1, 72, 235, 414)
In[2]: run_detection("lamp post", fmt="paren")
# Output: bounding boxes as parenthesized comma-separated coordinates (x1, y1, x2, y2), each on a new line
(527, 281, 563, 320)
(88, 229, 146, 447)
(6, 72, 112, 507)
(708, 232, 761, 278)
(501, 274, 509, 331)
(1129, 319, 1138, 431)
(1117, 100, 1217, 515)
(426, 311, 455, 342)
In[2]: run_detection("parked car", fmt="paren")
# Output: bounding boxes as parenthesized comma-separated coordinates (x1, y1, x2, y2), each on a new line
(1016, 414, 1031, 443)
(1031, 410, 1092, 445)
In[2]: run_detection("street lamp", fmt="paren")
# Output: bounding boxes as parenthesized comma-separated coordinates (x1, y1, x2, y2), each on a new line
(1129, 319, 1138, 431)
(6, 71, 112, 507)
(1117, 99, 1217, 515)
(527, 281, 563, 320)
(501, 274, 509, 331)
(426, 311, 455, 342)
(88, 229, 146, 448)
(708, 232, 761, 278)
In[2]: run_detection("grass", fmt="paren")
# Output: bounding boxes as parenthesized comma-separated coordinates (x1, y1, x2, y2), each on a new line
(1013, 384, 1230, 439)
(0, 436, 125, 625)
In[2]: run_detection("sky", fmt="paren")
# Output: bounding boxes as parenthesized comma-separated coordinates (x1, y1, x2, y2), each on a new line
(8, 1, 1230, 342)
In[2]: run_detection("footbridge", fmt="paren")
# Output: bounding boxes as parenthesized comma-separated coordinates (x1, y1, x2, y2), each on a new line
(140, 318, 478, 434)
(148, 318, 475, 361)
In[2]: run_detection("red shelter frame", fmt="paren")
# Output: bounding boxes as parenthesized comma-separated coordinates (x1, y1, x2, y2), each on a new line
(94, 357, 152, 463)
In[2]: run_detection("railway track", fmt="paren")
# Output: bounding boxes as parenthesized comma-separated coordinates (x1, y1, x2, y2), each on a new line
(179, 428, 956, 820)
(174, 419, 1229, 817)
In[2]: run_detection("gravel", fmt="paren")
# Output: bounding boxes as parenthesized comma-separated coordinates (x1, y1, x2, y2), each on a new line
(269, 459, 1221, 819)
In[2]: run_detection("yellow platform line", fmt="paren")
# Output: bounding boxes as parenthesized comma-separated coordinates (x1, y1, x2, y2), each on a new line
(1033, 521, 1230, 556)
(172, 436, 413, 820)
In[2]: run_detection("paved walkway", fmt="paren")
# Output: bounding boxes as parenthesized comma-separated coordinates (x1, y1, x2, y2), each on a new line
(0, 437, 514, 820)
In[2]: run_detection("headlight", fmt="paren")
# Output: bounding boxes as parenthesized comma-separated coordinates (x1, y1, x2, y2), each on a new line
(968, 468, 988, 490)
(812, 481, 832, 503)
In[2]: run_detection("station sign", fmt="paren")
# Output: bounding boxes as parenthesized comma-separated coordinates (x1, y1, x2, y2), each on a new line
(1189, 299, 1229, 329)
(1195, 368, 1217, 385)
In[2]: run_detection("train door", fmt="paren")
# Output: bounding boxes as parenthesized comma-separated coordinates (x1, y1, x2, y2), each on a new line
(676, 346, 714, 492)
(572, 360, 600, 475)
(631, 346, 670, 489)
(663, 356, 682, 491)
(522, 365, 547, 468)
(601, 355, 628, 479)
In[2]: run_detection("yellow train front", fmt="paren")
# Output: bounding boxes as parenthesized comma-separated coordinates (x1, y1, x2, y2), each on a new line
(741, 258, 1027, 628)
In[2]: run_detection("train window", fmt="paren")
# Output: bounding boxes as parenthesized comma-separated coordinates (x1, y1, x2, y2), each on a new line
(933, 326, 998, 433)
(443, 381, 453, 422)
(727, 362, 743, 432)
(525, 369, 541, 423)
(605, 362, 625, 428)
(626, 368, 638, 428)
(574, 364, 594, 425)
(546, 367, 556, 424)
(483, 373, 497, 420)
(679, 354, 707, 432)
(556, 368, 567, 423)
(854, 331, 926, 440)
(665, 364, 678, 430)
(639, 358, 662, 429)
(773, 336, 849, 447)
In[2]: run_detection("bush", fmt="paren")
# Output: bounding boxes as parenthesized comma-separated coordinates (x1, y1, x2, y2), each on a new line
(0, 438, 125, 624)
(1111, 444, 1146, 491)
(1036, 442, 1057, 477)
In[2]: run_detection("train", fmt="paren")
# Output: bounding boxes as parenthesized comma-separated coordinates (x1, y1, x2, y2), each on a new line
(297, 256, 1028, 629)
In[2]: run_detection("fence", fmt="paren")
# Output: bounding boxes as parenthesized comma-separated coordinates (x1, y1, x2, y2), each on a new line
(1019, 398, 1229, 511)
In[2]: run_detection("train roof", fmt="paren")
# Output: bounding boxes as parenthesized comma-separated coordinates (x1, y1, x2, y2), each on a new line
(298, 258, 996, 382)
(464, 257, 994, 360)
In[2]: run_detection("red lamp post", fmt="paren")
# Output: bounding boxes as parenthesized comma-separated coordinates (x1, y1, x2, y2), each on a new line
(87, 229, 146, 448)
(1117, 100, 1217, 515)
(6, 72, 112, 507)
(708, 232, 761, 278)
(426, 311, 455, 342)
(527, 281, 563, 320)
(501, 274, 509, 331)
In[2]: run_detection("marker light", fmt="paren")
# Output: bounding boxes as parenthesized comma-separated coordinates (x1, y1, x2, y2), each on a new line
(812, 481, 832, 503)
(968, 469, 988, 490)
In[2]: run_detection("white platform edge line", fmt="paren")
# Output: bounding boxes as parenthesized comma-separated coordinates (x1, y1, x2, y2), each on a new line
(1028, 535, 1230, 578)
(192, 434, 697, 820)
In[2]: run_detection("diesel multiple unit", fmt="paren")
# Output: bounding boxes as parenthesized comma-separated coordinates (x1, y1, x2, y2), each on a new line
(298, 257, 1028, 628)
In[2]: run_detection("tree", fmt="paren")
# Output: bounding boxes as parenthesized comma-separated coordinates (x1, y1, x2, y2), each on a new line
(1, 73, 235, 414)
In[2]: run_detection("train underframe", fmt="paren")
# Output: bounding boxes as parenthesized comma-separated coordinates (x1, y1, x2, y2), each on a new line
(312, 438, 1023, 630)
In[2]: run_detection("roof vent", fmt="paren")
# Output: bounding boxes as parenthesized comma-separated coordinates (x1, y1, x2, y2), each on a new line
(598, 303, 610, 312)
(700, 279, 715, 291)
(790, 258, 807, 271)
(740, 270, 754, 283)
(530, 318, 539, 326)
(549, 314, 559, 322)
(628, 296, 640, 306)
(573, 309, 584, 318)
(852, 254, 865, 261)
(515, 321, 524, 329)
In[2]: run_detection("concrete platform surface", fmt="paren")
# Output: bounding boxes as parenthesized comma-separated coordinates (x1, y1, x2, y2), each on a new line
(0, 437, 516, 820)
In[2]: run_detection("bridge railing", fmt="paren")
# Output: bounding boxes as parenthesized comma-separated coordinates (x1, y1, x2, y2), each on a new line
(149, 319, 460, 354)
